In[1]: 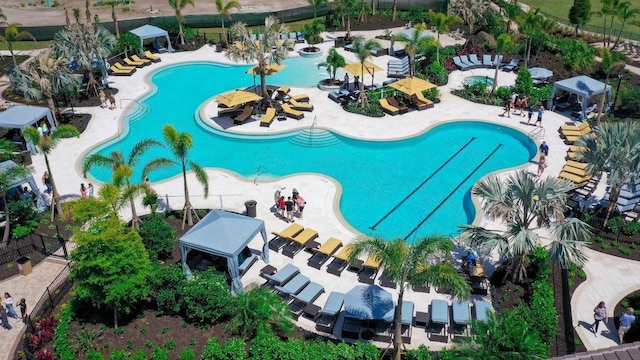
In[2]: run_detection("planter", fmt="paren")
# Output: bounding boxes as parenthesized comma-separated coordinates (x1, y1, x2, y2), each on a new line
(299, 47, 323, 58)
(318, 79, 341, 91)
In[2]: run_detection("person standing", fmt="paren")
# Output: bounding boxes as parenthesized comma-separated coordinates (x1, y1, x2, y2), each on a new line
(18, 298, 27, 324)
(277, 196, 286, 220)
(501, 99, 511, 118)
(296, 195, 306, 220)
(3, 293, 18, 319)
(80, 183, 88, 198)
(274, 186, 286, 208)
(42, 171, 52, 195)
(285, 196, 295, 223)
(354, 75, 360, 90)
(99, 89, 107, 108)
(618, 307, 636, 343)
(1, 305, 11, 330)
(292, 188, 299, 210)
(520, 97, 528, 117)
(592, 301, 608, 337)
(88, 183, 94, 197)
(539, 141, 549, 156)
(108, 91, 117, 110)
(537, 154, 548, 177)
(526, 105, 534, 125)
(535, 104, 544, 127)
(343, 73, 350, 90)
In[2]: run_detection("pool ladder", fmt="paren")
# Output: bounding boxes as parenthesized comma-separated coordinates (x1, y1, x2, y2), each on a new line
(529, 126, 545, 140)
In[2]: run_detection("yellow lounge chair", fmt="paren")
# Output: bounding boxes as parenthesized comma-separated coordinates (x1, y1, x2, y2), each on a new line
(109, 65, 135, 76)
(114, 62, 136, 71)
(144, 50, 161, 62)
(379, 98, 399, 115)
(327, 244, 357, 276)
(283, 228, 319, 257)
(566, 160, 588, 170)
(415, 92, 435, 109)
(566, 151, 580, 160)
(359, 254, 381, 284)
(260, 107, 276, 127)
(290, 93, 309, 102)
(278, 86, 290, 94)
(281, 104, 304, 120)
(558, 171, 591, 185)
(289, 98, 314, 111)
(562, 126, 593, 138)
(269, 223, 304, 251)
(233, 106, 254, 125)
(131, 54, 152, 65)
(560, 121, 590, 132)
(565, 132, 594, 144)
(562, 165, 589, 177)
(218, 104, 241, 117)
(123, 57, 146, 67)
(309, 238, 343, 269)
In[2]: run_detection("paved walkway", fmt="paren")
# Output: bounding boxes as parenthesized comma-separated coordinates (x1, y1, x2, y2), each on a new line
(0, 258, 69, 360)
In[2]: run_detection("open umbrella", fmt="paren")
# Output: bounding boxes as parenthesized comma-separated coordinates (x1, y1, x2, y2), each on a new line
(344, 285, 394, 320)
(389, 77, 437, 96)
(344, 61, 384, 87)
(528, 67, 553, 80)
(246, 63, 287, 76)
(215, 90, 262, 107)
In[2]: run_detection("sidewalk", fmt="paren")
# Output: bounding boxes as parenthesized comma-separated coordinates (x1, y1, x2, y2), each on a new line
(0, 258, 69, 360)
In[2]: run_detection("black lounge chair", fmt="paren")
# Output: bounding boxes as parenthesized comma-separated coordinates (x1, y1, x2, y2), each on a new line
(315, 291, 345, 332)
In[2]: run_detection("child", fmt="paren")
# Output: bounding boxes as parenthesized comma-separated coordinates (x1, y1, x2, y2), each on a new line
(18, 298, 27, 323)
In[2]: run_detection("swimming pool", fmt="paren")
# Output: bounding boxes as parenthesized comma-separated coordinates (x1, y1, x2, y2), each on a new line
(88, 61, 536, 240)
(465, 75, 494, 87)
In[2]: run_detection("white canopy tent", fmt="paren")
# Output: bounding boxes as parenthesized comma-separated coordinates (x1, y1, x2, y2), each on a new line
(129, 24, 175, 54)
(0, 106, 57, 154)
(547, 75, 612, 121)
(0, 160, 47, 212)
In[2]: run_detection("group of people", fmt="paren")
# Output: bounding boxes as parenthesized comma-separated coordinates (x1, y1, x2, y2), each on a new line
(342, 74, 360, 91)
(1, 293, 26, 330)
(501, 92, 545, 127)
(98, 89, 117, 110)
(591, 301, 636, 343)
(80, 183, 94, 198)
(274, 186, 306, 223)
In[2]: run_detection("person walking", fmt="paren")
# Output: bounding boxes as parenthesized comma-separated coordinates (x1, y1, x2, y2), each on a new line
(108, 91, 117, 110)
(501, 99, 511, 118)
(18, 298, 27, 324)
(618, 307, 636, 343)
(539, 141, 549, 156)
(42, 171, 52, 194)
(526, 105, 534, 125)
(296, 195, 306, 220)
(520, 97, 528, 117)
(99, 89, 107, 108)
(592, 301, 608, 337)
(537, 154, 548, 177)
(534, 104, 544, 127)
(285, 196, 295, 223)
(3, 293, 18, 319)
(1, 305, 11, 330)
(80, 183, 88, 198)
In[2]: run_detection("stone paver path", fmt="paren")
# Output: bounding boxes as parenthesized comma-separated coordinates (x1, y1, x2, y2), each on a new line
(0, 258, 69, 360)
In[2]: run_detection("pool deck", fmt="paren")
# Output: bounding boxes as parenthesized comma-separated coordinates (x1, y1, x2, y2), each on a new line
(1, 27, 633, 356)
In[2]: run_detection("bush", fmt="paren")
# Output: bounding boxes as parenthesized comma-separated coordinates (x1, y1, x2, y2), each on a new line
(425, 61, 448, 85)
(619, 247, 632, 255)
(7, 200, 39, 237)
(495, 86, 513, 101)
(151, 347, 168, 360)
(623, 220, 640, 235)
(148, 264, 186, 316)
(423, 87, 440, 101)
(529, 85, 553, 107)
(405, 345, 434, 360)
(53, 304, 75, 360)
(514, 68, 533, 97)
(181, 268, 233, 324)
(344, 102, 384, 117)
(138, 215, 176, 260)
(201, 338, 225, 360)
(87, 349, 104, 360)
(618, 84, 640, 117)
(179, 347, 195, 360)
(607, 216, 624, 233)
(526, 279, 558, 350)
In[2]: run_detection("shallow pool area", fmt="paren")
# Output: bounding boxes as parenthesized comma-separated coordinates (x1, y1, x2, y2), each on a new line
(88, 62, 536, 240)
(465, 75, 495, 87)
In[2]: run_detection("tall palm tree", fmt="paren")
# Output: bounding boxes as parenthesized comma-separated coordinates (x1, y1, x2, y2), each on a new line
(22, 125, 80, 220)
(82, 139, 166, 229)
(392, 23, 437, 76)
(152, 125, 209, 228)
(317, 48, 346, 85)
(595, 47, 625, 125)
(349, 236, 470, 360)
(350, 36, 381, 107)
(612, 2, 640, 49)
(428, 10, 462, 63)
(168, 0, 194, 46)
(308, 0, 328, 19)
(519, 8, 544, 68)
(576, 122, 640, 224)
(593, 0, 621, 47)
(215, 0, 241, 44)
(0, 23, 35, 68)
(459, 170, 591, 283)
(111, 3, 120, 39)
(12, 49, 80, 127)
(341, 0, 358, 38)
(0, 140, 32, 247)
(225, 16, 289, 100)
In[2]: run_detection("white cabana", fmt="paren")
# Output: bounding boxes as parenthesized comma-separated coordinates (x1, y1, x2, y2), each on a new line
(0, 106, 57, 154)
(129, 24, 175, 54)
(547, 75, 612, 121)
(0, 160, 47, 212)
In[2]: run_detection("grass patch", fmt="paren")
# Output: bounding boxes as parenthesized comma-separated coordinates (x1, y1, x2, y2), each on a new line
(0, 41, 52, 51)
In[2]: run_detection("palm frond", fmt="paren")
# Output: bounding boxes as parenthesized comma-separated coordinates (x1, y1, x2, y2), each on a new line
(189, 161, 209, 198)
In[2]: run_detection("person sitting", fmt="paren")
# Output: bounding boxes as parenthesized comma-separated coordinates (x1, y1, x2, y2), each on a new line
(461, 247, 478, 274)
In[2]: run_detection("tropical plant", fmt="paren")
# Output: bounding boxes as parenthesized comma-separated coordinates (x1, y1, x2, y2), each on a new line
(612, 2, 640, 49)
(428, 10, 462, 63)
(181, 268, 233, 324)
(308, 0, 328, 19)
(569, 0, 592, 36)
(138, 215, 176, 260)
(22, 125, 80, 220)
(595, 47, 625, 124)
(148, 125, 208, 228)
(11, 49, 80, 127)
(225, 16, 289, 100)
(226, 286, 294, 339)
(317, 48, 346, 85)
(82, 139, 165, 229)
(0, 24, 35, 68)
(593, 0, 622, 47)
(350, 35, 381, 107)
(302, 18, 325, 51)
(348, 235, 470, 360)
(0, 142, 31, 247)
(519, 8, 552, 68)
(514, 67, 533, 97)
(449, 0, 490, 37)
(168, 0, 194, 45)
(556, 38, 596, 73)
(215, 0, 241, 44)
(393, 23, 437, 76)
(459, 170, 591, 283)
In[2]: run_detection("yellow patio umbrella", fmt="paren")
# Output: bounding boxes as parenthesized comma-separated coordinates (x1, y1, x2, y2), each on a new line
(245, 63, 287, 76)
(343, 61, 384, 78)
(388, 77, 437, 96)
(215, 90, 262, 107)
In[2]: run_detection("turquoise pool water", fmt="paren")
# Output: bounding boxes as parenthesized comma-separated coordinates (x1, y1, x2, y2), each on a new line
(465, 75, 494, 87)
(88, 61, 536, 240)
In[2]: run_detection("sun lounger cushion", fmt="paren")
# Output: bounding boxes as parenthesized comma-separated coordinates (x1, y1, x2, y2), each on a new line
(320, 291, 345, 316)
(144, 50, 161, 62)
(238, 253, 258, 275)
(401, 301, 414, 325)
(379, 98, 400, 115)
(109, 66, 135, 75)
(560, 121, 590, 132)
(452, 300, 471, 325)
(474, 300, 493, 322)
(566, 160, 588, 170)
(114, 62, 136, 71)
(562, 165, 588, 177)
(482, 54, 493, 67)
(274, 273, 310, 296)
(459, 55, 476, 68)
(272, 223, 304, 239)
(263, 264, 300, 286)
(558, 171, 591, 184)
(124, 57, 146, 67)
(452, 56, 469, 70)
(431, 299, 449, 324)
(131, 55, 151, 64)
(289, 98, 314, 111)
(233, 106, 254, 124)
(292, 282, 324, 304)
(468, 54, 482, 66)
(281, 104, 304, 120)
(260, 107, 276, 127)
(290, 94, 309, 102)
(502, 58, 520, 71)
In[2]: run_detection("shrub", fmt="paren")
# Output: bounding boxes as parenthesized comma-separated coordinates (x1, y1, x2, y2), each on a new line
(607, 216, 624, 233)
(344, 102, 384, 117)
(164, 339, 177, 350)
(148, 263, 185, 316)
(423, 87, 440, 102)
(619, 247, 632, 255)
(130, 350, 147, 360)
(53, 304, 74, 360)
(425, 61, 448, 85)
(109, 350, 128, 360)
(181, 268, 233, 324)
(495, 86, 512, 101)
(618, 84, 640, 117)
(87, 349, 104, 360)
(623, 220, 640, 235)
(514, 68, 533, 97)
(405, 345, 434, 360)
(138, 215, 176, 260)
(7, 200, 39, 237)
(602, 242, 611, 250)
(179, 347, 196, 360)
(201, 338, 225, 360)
(151, 347, 169, 360)
(524, 280, 557, 351)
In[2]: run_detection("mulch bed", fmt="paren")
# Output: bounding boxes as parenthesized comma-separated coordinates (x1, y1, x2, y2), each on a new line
(0, 56, 29, 78)
(588, 230, 640, 261)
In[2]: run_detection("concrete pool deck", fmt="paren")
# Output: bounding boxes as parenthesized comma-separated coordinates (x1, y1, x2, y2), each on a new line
(2, 27, 635, 356)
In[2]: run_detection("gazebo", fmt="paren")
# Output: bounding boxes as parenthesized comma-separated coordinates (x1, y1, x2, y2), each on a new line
(179, 210, 269, 294)
(0, 106, 57, 154)
(547, 75, 612, 121)
(129, 24, 175, 54)
(0, 160, 48, 212)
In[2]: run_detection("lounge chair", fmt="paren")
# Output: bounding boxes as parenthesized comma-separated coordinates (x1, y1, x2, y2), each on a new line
(233, 105, 254, 125)
(289, 282, 325, 318)
(387, 97, 408, 114)
(290, 93, 309, 102)
(415, 92, 435, 109)
(379, 270, 397, 288)
(560, 121, 590, 132)
(473, 299, 493, 323)
(558, 171, 592, 185)
(329, 89, 350, 103)
(344, 43, 354, 52)
(482, 54, 493, 67)
(153, 41, 167, 53)
(274, 273, 310, 297)
(398, 301, 414, 343)
(452, 56, 470, 71)
(561, 125, 593, 138)
(493, 54, 504, 68)
(468, 54, 483, 67)
(378, 98, 400, 115)
(565, 132, 595, 144)
(238, 252, 258, 275)
(288, 98, 314, 112)
(370, 47, 388, 57)
(260, 107, 276, 127)
(144, 50, 161, 62)
(562, 165, 589, 177)
(459, 55, 477, 68)
(308, 237, 343, 269)
(502, 58, 520, 72)
(114, 62, 136, 71)
(281, 104, 304, 120)
(131, 54, 152, 65)
(218, 104, 241, 117)
(429, 299, 449, 342)
(109, 65, 135, 76)
(326, 244, 356, 276)
(263, 264, 300, 286)
(123, 57, 147, 67)
(282, 228, 319, 258)
(452, 300, 471, 338)
(358, 254, 380, 284)
(269, 223, 304, 251)
(316, 291, 345, 332)
(342, 317, 361, 339)
(374, 321, 393, 342)
(566, 160, 588, 170)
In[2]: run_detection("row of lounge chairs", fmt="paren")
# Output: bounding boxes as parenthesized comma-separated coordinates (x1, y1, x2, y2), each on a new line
(559, 121, 594, 144)
(379, 93, 434, 116)
(262, 264, 325, 319)
(558, 160, 592, 187)
(453, 54, 504, 71)
(109, 51, 162, 76)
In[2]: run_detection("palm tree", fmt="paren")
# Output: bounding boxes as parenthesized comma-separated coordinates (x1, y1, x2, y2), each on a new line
(22, 125, 80, 220)
(111, 3, 120, 39)
(612, 2, 640, 49)
(459, 170, 591, 283)
(348, 235, 470, 360)
(350, 35, 381, 107)
(520, 8, 544, 68)
(308, 0, 328, 19)
(225, 16, 289, 100)
(215, 0, 241, 44)
(227, 285, 294, 338)
(449, 0, 490, 37)
(168, 0, 194, 46)
(0, 24, 36, 68)
(0, 140, 31, 247)
(392, 23, 437, 76)
(152, 125, 209, 228)
(593, 0, 621, 47)
(576, 122, 640, 225)
(82, 139, 166, 229)
(12, 49, 80, 127)
(341, 0, 358, 38)
(302, 18, 325, 51)
(428, 10, 462, 63)
(595, 47, 625, 124)
(317, 48, 346, 85)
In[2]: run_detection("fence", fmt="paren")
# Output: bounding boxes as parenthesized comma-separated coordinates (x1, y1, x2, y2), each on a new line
(581, 214, 640, 245)
(539, 11, 640, 43)
(0, 232, 69, 266)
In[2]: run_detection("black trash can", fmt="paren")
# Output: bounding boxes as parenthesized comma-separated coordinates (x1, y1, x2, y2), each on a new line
(244, 200, 257, 218)
(21, 150, 32, 165)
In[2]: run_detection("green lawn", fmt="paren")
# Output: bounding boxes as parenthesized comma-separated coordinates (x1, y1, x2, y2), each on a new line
(0, 41, 52, 51)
